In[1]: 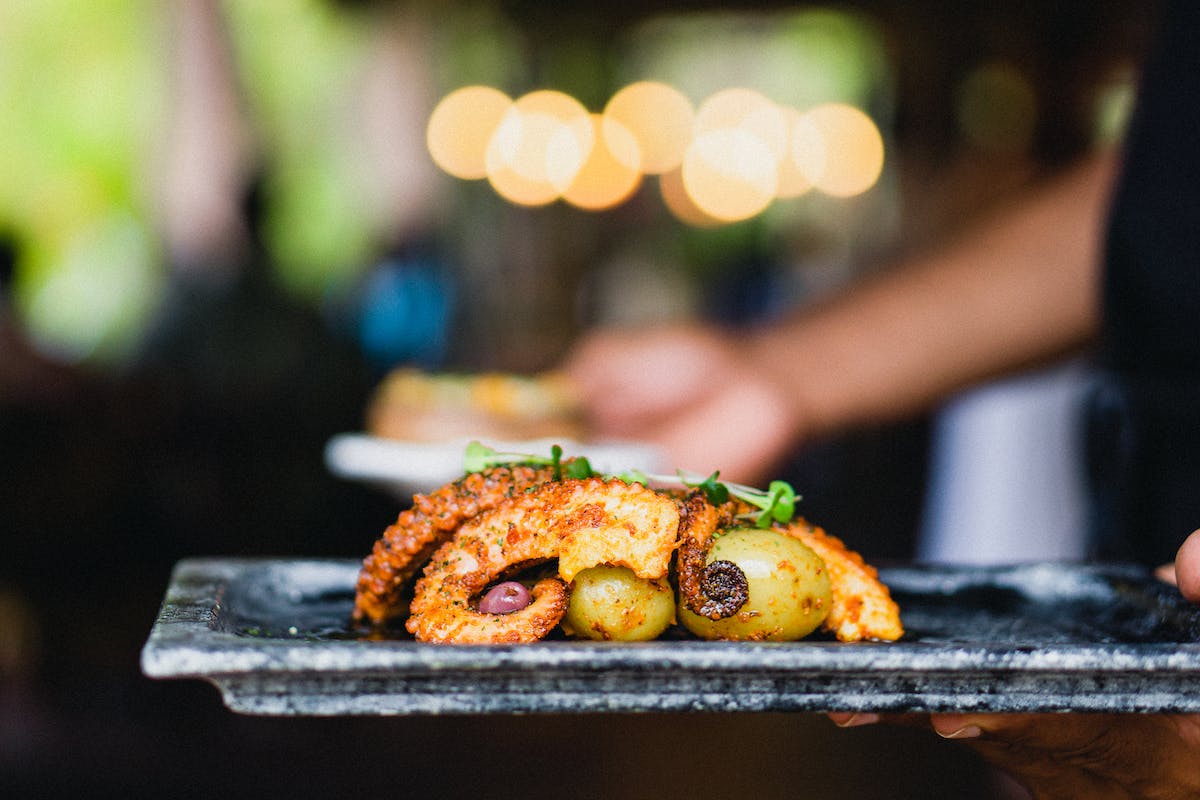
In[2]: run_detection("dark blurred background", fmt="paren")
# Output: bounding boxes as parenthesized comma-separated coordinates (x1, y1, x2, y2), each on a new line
(1, 1, 1153, 797)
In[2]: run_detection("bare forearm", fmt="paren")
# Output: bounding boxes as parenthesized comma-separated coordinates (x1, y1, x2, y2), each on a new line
(751, 151, 1117, 441)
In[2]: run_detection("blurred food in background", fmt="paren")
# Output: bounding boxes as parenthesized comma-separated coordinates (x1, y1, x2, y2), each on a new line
(365, 368, 584, 442)
(328, 368, 666, 496)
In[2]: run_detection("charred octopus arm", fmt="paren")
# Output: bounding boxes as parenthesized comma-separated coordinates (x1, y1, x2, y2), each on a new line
(675, 491, 749, 620)
(651, 472, 795, 620)
(353, 464, 559, 625)
(405, 477, 679, 643)
(780, 521, 903, 642)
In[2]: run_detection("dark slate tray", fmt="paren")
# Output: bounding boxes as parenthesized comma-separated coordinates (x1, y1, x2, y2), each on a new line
(140, 557, 1200, 716)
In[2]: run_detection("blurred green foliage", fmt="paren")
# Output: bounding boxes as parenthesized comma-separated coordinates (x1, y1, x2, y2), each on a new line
(0, 0, 166, 363)
(0, 0, 895, 368)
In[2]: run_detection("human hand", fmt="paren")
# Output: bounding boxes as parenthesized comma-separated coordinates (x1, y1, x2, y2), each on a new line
(562, 324, 798, 484)
(830, 530, 1200, 799)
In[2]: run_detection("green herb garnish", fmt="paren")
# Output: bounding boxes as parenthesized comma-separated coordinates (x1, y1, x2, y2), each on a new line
(655, 469, 796, 528)
(463, 441, 594, 479)
(462, 442, 798, 527)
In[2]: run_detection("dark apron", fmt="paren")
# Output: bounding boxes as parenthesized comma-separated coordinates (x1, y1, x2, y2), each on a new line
(1085, 373, 1200, 566)
(1089, 0, 1200, 566)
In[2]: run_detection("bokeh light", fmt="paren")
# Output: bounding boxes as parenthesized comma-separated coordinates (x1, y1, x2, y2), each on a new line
(800, 103, 884, 198)
(427, 81, 887, 220)
(485, 90, 594, 206)
(682, 128, 778, 222)
(694, 88, 789, 164)
(603, 81, 695, 174)
(426, 85, 513, 180)
(1091, 65, 1137, 146)
(775, 106, 818, 198)
(659, 166, 724, 227)
(955, 62, 1037, 157)
(789, 108, 828, 188)
(562, 115, 643, 211)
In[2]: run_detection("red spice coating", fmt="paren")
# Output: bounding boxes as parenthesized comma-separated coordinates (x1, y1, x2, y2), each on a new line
(352, 465, 557, 625)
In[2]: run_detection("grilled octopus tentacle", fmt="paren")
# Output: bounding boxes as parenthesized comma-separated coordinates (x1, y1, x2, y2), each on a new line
(675, 491, 750, 620)
(406, 478, 679, 644)
(352, 464, 558, 625)
(779, 521, 904, 642)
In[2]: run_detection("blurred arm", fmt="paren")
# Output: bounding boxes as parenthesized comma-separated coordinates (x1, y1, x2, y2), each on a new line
(753, 151, 1116, 443)
(567, 152, 1116, 481)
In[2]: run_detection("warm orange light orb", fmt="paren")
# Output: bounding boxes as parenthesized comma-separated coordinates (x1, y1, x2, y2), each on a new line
(485, 90, 595, 206)
(604, 81, 695, 175)
(776, 106, 818, 199)
(789, 109, 828, 188)
(681, 128, 778, 223)
(562, 115, 643, 211)
(659, 166, 724, 228)
(426, 86, 513, 180)
(802, 103, 884, 198)
(694, 88, 788, 164)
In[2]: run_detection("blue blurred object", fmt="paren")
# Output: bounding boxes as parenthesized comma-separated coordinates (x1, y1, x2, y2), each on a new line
(356, 256, 454, 369)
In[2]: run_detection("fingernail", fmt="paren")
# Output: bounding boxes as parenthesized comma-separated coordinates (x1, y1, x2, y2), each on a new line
(937, 725, 982, 739)
(833, 712, 880, 728)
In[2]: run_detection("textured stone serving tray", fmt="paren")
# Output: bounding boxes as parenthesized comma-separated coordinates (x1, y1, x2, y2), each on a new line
(141, 558, 1200, 716)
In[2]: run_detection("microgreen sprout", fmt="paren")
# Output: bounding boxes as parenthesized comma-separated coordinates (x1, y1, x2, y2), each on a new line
(462, 442, 798, 527)
(650, 469, 796, 528)
(462, 441, 544, 473)
(462, 441, 594, 480)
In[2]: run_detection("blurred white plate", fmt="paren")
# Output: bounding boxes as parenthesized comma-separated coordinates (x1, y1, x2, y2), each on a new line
(324, 433, 666, 498)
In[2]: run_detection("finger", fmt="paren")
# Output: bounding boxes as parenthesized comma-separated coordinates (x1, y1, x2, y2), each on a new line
(564, 327, 728, 429)
(929, 712, 1076, 739)
(561, 331, 642, 411)
(1175, 529, 1200, 603)
(627, 379, 795, 483)
(827, 712, 931, 731)
(932, 713, 1187, 775)
(933, 713, 1200, 798)
(928, 713, 983, 739)
(1156, 563, 1178, 585)
(827, 712, 880, 727)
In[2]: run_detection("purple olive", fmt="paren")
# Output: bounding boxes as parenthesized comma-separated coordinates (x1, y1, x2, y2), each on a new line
(478, 581, 532, 615)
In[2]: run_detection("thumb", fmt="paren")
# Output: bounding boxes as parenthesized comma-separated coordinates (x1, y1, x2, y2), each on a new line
(1174, 529, 1200, 603)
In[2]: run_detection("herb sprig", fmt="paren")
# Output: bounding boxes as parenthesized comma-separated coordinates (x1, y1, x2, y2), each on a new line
(616, 468, 796, 528)
(462, 442, 798, 528)
(463, 441, 593, 481)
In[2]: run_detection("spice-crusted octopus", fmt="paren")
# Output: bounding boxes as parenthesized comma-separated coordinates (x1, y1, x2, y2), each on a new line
(781, 521, 905, 642)
(353, 464, 559, 625)
(352, 445, 902, 644)
(406, 477, 679, 643)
